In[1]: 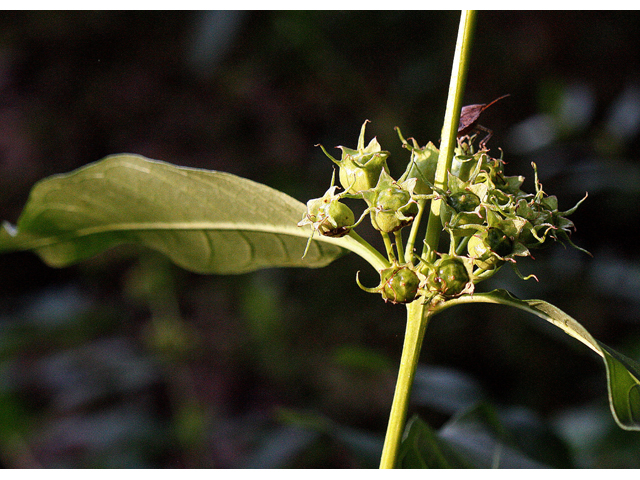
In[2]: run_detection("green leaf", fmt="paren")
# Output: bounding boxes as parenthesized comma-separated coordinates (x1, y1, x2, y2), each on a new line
(398, 415, 473, 468)
(0, 154, 375, 274)
(399, 404, 565, 468)
(598, 343, 640, 430)
(436, 289, 640, 431)
(438, 403, 550, 468)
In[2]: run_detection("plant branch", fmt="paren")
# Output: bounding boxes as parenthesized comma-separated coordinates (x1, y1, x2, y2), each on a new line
(394, 230, 405, 264)
(379, 10, 477, 469)
(345, 230, 390, 271)
(404, 198, 427, 262)
(379, 300, 430, 468)
(423, 10, 477, 256)
(381, 232, 396, 262)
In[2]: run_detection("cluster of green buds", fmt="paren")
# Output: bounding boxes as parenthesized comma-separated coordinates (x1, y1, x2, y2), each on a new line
(441, 138, 588, 281)
(299, 121, 587, 306)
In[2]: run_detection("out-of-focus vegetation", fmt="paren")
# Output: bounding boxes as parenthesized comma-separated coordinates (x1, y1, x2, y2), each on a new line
(1, 11, 639, 467)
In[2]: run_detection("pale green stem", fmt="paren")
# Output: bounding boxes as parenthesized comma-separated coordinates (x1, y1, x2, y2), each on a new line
(381, 232, 396, 262)
(345, 230, 390, 271)
(394, 230, 405, 264)
(379, 10, 477, 469)
(404, 198, 427, 263)
(472, 265, 501, 281)
(379, 300, 431, 468)
(423, 10, 477, 256)
(455, 234, 471, 256)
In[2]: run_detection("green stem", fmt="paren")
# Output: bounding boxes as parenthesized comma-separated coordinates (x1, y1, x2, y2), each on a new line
(455, 234, 471, 256)
(423, 10, 477, 256)
(381, 232, 396, 262)
(394, 230, 405, 264)
(345, 230, 390, 271)
(379, 10, 477, 469)
(379, 300, 431, 468)
(404, 198, 427, 262)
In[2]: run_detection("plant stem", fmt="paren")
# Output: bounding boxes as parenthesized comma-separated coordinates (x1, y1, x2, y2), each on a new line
(423, 10, 477, 256)
(394, 230, 405, 264)
(379, 300, 430, 468)
(381, 232, 396, 262)
(379, 10, 477, 469)
(404, 198, 427, 262)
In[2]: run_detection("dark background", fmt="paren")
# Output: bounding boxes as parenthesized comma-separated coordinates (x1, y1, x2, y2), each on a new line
(1, 11, 639, 468)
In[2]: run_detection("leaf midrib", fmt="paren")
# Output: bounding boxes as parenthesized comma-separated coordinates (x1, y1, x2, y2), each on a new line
(3, 221, 316, 249)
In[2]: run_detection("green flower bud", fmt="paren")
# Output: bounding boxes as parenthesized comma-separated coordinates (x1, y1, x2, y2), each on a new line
(318, 200, 355, 237)
(446, 191, 481, 213)
(298, 186, 355, 239)
(486, 227, 513, 257)
(361, 170, 420, 233)
(467, 234, 498, 270)
(467, 227, 512, 270)
(440, 187, 485, 237)
(450, 153, 478, 182)
(319, 121, 390, 194)
(338, 155, 388, 194)
(369, 186, 419, 233)
(423, 255, 473, 298)
(396, 128, 438, 195)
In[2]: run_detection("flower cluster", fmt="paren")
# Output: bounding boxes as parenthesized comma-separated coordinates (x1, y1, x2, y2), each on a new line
(443, 139, 588, 280)
(299, 121, 587, 306)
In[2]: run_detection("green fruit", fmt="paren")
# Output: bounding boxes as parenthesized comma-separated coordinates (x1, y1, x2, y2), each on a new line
(429, 258, 470, 297)
(381, 266, 420, 304)
(338, 158, 386, 194)
(318, 201, 355, 238)
(376, 187, 411, 211)
(485, 227, 513, 257)
(370, 187, 419, 233)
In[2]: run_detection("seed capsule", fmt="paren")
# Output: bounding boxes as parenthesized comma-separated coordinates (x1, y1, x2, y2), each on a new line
(467, 227, 513, 270)
(369, 186, 419, 233)
(430, 258, 471, 297)
(356, 264, 421, 304)
(381, 266, 420, 304)
(319, 121, 390, 194)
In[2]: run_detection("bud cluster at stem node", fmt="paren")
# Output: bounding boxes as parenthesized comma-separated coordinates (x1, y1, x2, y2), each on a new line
(299, 121, 588, 306)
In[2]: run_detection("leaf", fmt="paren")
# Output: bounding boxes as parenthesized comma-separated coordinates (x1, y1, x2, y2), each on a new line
(398, 415, 473, 468)
(0, 154, 375, 274)
(399, 404, 566, 469)
(598, 343, 640, 430)
(436, 289, 640, 431)
(276, 408, 384, 468)
(438, 403, 549, 468)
